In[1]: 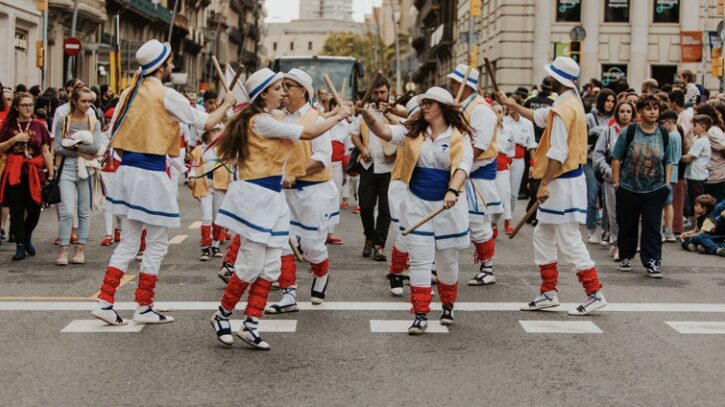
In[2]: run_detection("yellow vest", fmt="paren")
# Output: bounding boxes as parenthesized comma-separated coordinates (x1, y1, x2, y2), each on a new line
(111, 78, 182, 157)
(189, 145, 231, 197)
(396, 129, 465, 185)
(532, 95, 587, 179)
(237, 114, 296, 180)
(463, 94, 498, 160)
(285, 108, 332, 182)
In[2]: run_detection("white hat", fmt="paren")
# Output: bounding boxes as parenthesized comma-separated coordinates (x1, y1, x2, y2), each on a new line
(61, 130, 94, 148)
(405, 95, 420, 118)
(136, 39, 172, 76)
(245, 68, 284, 103)
(447, 64, 479, 90)
(284, 68, 314, 100)
(420, 87, 454, 106)
(545, 56, 580, 89)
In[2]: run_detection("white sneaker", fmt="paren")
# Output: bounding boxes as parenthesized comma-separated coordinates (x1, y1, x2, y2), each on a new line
(91, 304, 127, 326)
(237, 317, 270, 350)
(611, 246, 620, 262)
(568, 291, 608, 316)
(468, 270, 496, 286)
(521, 291, 560, 311)
(132, 305, 174, 324)
(587, 232, 601, 244)
(265, 287, 298, 314)
(210, 310, 233, 346)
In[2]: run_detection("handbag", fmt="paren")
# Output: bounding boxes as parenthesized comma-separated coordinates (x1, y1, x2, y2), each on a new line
(345, 148, 363, 176)
(42, 156, 65, 205)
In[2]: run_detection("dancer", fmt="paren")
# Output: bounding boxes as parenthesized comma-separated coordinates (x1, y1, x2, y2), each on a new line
(497, 56, 607, 316)
(266, 68, 339, 313)
(505, 95, 537, 231)
(492, 103, 515, 233)
(91, 39, 236, 325)
(357, 87, 473, 334)
(447, 64, 501, 286)
(210, 68, 351, 349)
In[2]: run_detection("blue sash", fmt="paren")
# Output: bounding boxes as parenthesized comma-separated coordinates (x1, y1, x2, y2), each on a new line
(247, 175, 283, 193)
(558, 165, 583, 179)
(409, 167, 449, 201)
(121, 152, 165, 172)
(294, 180, 324, 190)
(469, 160, 497, 180)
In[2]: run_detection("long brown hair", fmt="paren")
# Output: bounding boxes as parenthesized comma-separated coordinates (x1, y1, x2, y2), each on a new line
(216, 95, 267, 165)
(0, 92, 33, 135)
(405, 101, 473, 138)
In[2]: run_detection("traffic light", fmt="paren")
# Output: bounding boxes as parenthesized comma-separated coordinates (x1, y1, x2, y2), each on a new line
(568, 40, 582, 65)
(36, 41, 44, 69)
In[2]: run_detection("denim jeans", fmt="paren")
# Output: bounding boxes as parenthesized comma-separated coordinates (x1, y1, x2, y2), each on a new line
(59, 158, 92, 246)
(684, 234, 725, 254)
(583, 162, 600, 231)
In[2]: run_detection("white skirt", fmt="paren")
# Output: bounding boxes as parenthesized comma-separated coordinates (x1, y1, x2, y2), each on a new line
(100, 171, 117, 211)
(105, 166, 180, 228)
(388, 179, 406, 225)
(216, 180, 290, 249)
(537, 174, 587, 225)
(285, 180, 339, 239)
(399, 190, 470, 250)
(466, 178, 503, 219)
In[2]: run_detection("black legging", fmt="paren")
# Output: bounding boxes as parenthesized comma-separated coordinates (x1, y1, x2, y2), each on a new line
(3, 173, 41, 245)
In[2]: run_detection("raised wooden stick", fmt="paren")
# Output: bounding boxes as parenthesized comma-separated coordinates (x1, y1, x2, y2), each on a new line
(211, 56, 230, 93)
(454, 66, 473, 103)
(508, 202, 539, 240)
(323, 74, 352, 123)
(484, 57, 500, 94)
(401, 206, 446, 236)
(339, 78, 346, 101)
(289, 237, 303, 262)
(229, 64, 245, 90)
(354, 71, 384, 116)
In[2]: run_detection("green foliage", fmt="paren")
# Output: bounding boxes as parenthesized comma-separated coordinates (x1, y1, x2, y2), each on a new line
(321, 32, 392, 87)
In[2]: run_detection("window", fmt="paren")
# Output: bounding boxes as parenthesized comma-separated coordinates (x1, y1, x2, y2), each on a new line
(290, 41, 294, 51)
(651, 65, 678, 87)
(653, 0, 679, 23)
(601, 64, 628, 90)
(556, 0, 581, 22)
(273, 42, 277, 51)
(604, 0, 629, 23)
(308, 41, 313, 50)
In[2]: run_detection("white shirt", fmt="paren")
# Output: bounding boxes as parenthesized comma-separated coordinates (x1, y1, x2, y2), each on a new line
(503, 115, 537, 150)
(464, 95, 498, 168)
(351, 109, 393, 174)
(496, 124, 515, 158)
(329, 119, 351, 144)
(251, 113, 303, 141)
(284, 103, 331, 168)
(390, 125, 473, 176)
(685, 136, 712, 181)
(533, 89, 578, 164)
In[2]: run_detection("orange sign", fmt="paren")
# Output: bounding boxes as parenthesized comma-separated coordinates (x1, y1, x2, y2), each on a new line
(680, 31, 703, 63)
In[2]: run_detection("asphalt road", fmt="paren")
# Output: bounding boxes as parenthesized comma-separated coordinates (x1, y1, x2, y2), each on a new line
(1, 189, 724, 407)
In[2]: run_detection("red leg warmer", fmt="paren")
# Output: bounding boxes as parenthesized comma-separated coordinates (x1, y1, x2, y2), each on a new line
(389, 246, 409, 275)
(437, 281, 458, 308)
(200, 225, 212, 247)
(212, 224, 224, 242)
(139, 229, 147, 252)
(134, 272, 158, 306)
(577, 267, 603, 296)
(410, 286, 432, 314)
(245, 278, 273, 318)
(220, 273, 249, 312)
(539, 262, 559, 293)
(310, 258, 329, 278)
(473, 239, 495, 264)
(98, 266, 124, 304)
(278, 254, 297, 289)
(223, 234, 242, 264)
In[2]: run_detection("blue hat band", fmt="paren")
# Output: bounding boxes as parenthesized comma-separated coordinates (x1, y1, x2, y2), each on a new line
(141, 45, 170, 72)
(408, 105, 419, 116)
(453, 69, 478, 85)
(249, 74, 278, 100)
(549, 64, 578, 81)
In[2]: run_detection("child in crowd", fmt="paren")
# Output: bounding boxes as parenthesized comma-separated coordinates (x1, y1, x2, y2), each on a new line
(681, 194, 716, 249)
(682, 196, 725, 256)
(658, 110, 683, 242)
(682, 115, 713, 221)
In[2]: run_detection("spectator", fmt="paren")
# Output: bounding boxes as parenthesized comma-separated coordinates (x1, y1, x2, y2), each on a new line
(0, 92, 54, 261)
(611, 94, 674, 278)
(584, 89, 616, 243)
(702, 103, 725, 201)
(682, 115, 713, 220)
(28, 85, 41, 98)
(0, 87, 11, 122)
(593, 101, 635, 261)
(678, 69, 701, 107)
(14, 84, 27, 96)
(658, 109, 683, 242)
(681, 195, 724, 255)
(641, 78, 659, 94)
(54, 86, 102, 266)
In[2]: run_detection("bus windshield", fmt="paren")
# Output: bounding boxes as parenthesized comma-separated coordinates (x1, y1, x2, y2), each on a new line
(275, 58, 356, 100)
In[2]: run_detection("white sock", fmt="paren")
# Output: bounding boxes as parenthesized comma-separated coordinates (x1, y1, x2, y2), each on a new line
(312, 274, 328, 293)
(276, 286, 297, 306)
(212, 240, 220, 249)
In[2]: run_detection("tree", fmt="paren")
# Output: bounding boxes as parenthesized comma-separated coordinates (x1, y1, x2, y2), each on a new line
(321, 32, 392, 88)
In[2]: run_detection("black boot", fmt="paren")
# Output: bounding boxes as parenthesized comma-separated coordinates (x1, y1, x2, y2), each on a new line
(12, 244, 26, 261)
(25, 236, 36, 256)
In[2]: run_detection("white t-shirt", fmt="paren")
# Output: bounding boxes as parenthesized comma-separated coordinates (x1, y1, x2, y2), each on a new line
(684, 136, 712, 181)
(351, 111, 393, 174)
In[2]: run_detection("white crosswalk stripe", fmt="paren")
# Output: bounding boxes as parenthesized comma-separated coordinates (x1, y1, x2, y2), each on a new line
(370, 320, 449, 333)
(168, 234, 188, 245)
(61, 320, 145, 333)
(187, 221, 202, 230)
(666, 321, 725, 334)
(230, 319, 297, 332)
(519, 320, 603, 334)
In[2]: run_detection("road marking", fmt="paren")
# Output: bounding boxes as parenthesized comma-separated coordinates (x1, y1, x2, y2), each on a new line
(3, 301, 725, 313)
(230, 320, 297, 332)
(188, 221, 202, 230)
(666, 321, 725, 334)
(519, 320, 603, 334)
(370, 320, 448, 333)
(61, 320, 145, 333)
(89, 274, 136, 300)
(169, 234, 188, 245)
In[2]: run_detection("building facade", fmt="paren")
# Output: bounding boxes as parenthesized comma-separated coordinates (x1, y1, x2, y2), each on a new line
(0, 0, 43, 88)
(410, 0, 457, 88)
(264, 18, 374, 60)
(299, 0, 353, 21)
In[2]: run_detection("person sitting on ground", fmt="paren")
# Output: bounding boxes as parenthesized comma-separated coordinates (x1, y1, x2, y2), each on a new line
(681, 195, 722, 256)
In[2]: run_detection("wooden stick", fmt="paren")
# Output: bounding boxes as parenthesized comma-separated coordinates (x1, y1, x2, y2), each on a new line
(353, 71, 384, 117)
(289, 237, 303, 262)
(468, 179, 488, 210)
(401, 206, 446, 236)
(484, 57, 500, 94)
(339, 78, 346, 101)
(454, 66, 473, 103)
(229, 64, 245, 90)
(211, 56, 230, 93)
(508, 202, 539, 240)
(323, 74, 352, 123)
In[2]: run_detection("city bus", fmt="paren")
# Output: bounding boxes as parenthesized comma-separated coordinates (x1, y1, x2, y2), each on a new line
(270, 56, 364, 101)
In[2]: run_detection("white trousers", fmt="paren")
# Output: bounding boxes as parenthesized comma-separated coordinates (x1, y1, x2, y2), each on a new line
(282, 227, 328, 264)
(533, 222, 595, 271)
(509, 158, 525, 214)
(234, 238, 282, 283)
(494, 169, 512, 221)
(469, 213, 494, 243)
(108, 216, 169, 276)
(332, 161, 344, 202)
(200, 187, 226, 225)
(409, 244, 459, 287)
(104, 211, 121, 236)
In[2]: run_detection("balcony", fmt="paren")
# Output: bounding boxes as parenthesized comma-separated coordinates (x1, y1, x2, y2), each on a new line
(246, 24, 259, 40)
(417, 0, 440, 27)
(126, 0, 172, 24)
(231, 0, 257, 14)
(229, 27, 243, 44)
(411, 35, 426, 54)
(174, 14, 189, 32)
(207, 10, 227, 27)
